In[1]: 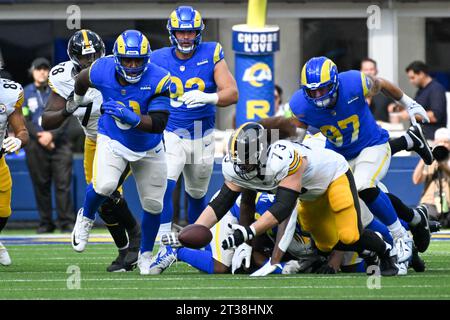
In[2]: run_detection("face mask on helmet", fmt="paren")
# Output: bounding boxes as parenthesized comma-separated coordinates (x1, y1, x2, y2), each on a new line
(304, 82, 338, 108)
(229, 123, 266, 181)
(68, 30, 105, 73)
(113, 31, 151, 84)
(167, 6, 204, 55)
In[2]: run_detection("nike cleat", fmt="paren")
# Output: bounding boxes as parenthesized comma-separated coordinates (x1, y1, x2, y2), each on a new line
(148, 245, 177, 275)
(411, 205, 431, 253)
(71, 208, 94, 253)
(406, 125, 433, 165)
(0, 241, 11, 266)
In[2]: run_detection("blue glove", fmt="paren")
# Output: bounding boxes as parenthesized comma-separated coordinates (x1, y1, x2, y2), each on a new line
(101, 99, 141, 128)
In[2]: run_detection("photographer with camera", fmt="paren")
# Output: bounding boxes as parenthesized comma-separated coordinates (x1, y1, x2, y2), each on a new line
(413, 128, 450, 227)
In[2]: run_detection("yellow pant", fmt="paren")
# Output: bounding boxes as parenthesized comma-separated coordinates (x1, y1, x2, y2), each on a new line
(0, 157, 12, 218)
(84, 137, 126, 194)
(297, 172, 360, 253)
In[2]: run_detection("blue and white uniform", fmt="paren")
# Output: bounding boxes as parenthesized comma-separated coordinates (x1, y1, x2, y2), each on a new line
(152, 41, 225, 233)
(88, 55, 171, 214)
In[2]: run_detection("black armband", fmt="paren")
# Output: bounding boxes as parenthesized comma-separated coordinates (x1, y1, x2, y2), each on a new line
(147, 111, 169, 133)
(209, 184, 240, 221)
(268, 186, 300, 223)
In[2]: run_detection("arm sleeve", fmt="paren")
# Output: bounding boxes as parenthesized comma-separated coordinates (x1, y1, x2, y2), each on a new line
(146, 110, 169, 134)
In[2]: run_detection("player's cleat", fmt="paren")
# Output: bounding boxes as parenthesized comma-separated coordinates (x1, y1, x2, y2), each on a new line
(394, 234, 413, 263)
(148, 245, 177, 275)
(137, 251, 153, 275)
(397, 261, 408, 276)
(406, 125, 434, 165)
(429, 220, 441, 233)
(410, 205, 431, 253)
(71, 208, 94, 253)
(379, 243, 399, 276)
(410, 246, 426, 272)
(106, 249, 135, 272)
(0, 241, 11, 266)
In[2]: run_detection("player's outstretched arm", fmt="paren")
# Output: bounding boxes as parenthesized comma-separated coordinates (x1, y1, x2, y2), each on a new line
(365, 74, 429, 124)
(214, 59, 238, 107)
(42, 92, 72, 130)
(196, 180, 242, 229)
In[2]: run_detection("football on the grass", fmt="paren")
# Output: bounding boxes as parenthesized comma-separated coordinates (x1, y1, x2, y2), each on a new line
(178, 224, 212, 249)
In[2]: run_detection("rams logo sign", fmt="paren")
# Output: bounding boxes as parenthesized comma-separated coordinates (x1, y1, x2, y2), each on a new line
(242, 63, 272, 88)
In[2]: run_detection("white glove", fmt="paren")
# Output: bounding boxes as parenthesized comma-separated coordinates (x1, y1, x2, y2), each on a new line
(250, 258, 282, 277)
(231, 242, 252, 274)
(179, 90, 219, 108)
(398, 94, 430, 125)
(160, 232, 182, 248)
(222, 224, 256, 250)
(2, 137, 21, 153)
(73, 93, 92, 107)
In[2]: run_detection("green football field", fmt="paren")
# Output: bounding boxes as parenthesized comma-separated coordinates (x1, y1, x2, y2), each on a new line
(1, 231, 450, 300)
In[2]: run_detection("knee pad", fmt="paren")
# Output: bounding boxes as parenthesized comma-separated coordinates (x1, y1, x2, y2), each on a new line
(142, 198, 163, 214)
(186, 188, 207, 200)
(94, 181, 117, 197)
(338, 229, 360, 245)
(329, 184, 353, 213)
(358, 187, 380, 204)
(98, 198, 120, 226)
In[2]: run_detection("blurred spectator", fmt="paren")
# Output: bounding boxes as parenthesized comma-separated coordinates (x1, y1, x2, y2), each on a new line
(23, 58, 75, 233)
(360, 58, 397, 123)
(412, 127, 450, 227)
(405, 61, 447, 140)
(274, 84, 293, 118)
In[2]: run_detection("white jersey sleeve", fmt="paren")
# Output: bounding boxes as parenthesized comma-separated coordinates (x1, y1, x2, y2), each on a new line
(0, 79, 24, 147)
(48, 61, 75, 100)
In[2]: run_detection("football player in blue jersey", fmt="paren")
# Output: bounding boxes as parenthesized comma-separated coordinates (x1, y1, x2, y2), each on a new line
(150, 6, 238, 243)
(289, 56, 431, 263)
(71, 30, 172, 275)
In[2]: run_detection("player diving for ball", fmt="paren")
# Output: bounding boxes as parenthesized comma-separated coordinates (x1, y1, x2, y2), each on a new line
(151, 6, 238, 240)
(70, 30, 172, 275)
(41, 30, 142, 272)
(156, 121, 401, 276)
(288, 57, 433, 264)
(0, 77, 28, 266)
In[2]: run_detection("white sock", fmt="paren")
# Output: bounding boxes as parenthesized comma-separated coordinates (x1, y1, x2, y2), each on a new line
(388, 219, 406, 240)
(405, 134, 414, 150)
(410, 210, 422, 227)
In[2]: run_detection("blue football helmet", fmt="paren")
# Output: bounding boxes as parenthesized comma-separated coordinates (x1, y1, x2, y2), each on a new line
(113, 30, 151, 84)
(167, 6, 204, 54)
(301, 56, 339, 108)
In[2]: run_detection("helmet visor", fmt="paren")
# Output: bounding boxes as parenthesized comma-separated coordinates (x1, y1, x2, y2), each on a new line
(305, 83, 334, 99)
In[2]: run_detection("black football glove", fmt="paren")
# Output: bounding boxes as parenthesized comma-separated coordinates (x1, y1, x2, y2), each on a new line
(222, 224, 255, 250)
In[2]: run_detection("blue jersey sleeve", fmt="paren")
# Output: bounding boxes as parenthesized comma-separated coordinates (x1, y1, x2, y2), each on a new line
(212, 42, 224, 65)
(342, 70, 370, 99)
(148, 67, 171, 112)
(289, 90, 310, 125)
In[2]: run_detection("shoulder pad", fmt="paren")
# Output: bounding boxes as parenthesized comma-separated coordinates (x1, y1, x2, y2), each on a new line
(267, 140, 302, 181)
(48, 61, 74, 99)
(0, 79, 24, 109)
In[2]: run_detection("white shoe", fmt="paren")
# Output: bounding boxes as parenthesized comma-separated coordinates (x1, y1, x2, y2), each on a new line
(71, 208, 94, 253)
(0, 241, 11, 266)
(148, 245, 177, 275)
(397, 261, 409, 276)
(394, 234, 413, 263)
(138, 251, 153, 275)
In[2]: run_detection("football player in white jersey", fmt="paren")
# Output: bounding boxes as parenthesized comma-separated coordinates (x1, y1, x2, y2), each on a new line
(41, 30, 141, 272)
(158, 122, 400, 276)
(0, 77, 29, 266)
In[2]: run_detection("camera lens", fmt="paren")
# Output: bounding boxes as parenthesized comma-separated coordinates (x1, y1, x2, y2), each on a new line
(432, 145, 449, 162)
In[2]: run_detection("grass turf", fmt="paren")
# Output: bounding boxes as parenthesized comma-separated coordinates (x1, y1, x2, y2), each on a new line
(0, 240, 449, 300)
